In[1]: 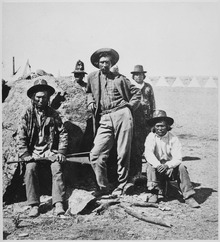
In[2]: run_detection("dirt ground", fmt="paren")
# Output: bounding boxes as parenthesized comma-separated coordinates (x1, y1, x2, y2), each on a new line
(2, 85, 218, 240)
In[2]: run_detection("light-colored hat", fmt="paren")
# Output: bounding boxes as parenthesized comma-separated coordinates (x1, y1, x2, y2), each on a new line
(90, 48, 119, 68)
(131, 65, 147, 74)
(27, 79, 55, 98)
(147, 110, 174, 127)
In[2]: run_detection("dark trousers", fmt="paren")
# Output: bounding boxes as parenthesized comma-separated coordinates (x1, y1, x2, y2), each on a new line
(146, 163, 195, 199)
(24, 161, 65, 206)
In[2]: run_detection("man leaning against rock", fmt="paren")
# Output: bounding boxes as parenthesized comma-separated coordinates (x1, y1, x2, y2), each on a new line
(86, 48, 141, 197)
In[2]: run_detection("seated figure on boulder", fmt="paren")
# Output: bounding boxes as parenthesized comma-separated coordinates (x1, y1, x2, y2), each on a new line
(17, 79, 68, 217)
(144, 110, 200, 208)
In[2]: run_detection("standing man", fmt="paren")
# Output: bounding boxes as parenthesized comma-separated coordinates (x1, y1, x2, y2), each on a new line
(71, 60, 87, 90)
(17, 79, 68, 217)
(144, 110, 200, 208)
(87, 48, 141, 197)
(130, 65, 156, 178)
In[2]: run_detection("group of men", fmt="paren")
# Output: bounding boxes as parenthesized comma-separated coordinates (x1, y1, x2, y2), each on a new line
(17, 48, 200, 217)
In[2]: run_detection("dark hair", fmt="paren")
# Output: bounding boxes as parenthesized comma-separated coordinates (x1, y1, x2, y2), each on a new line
(132, 73, 146, 80)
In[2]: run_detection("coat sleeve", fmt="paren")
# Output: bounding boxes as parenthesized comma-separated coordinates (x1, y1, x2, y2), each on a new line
(86, 74, 96, 107)
(126, 78, 141, 111)
(54, 113, 68, 155)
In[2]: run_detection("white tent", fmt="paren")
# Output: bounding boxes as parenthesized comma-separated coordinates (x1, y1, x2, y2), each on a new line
(188, 77, 201, 87)
(172, 77, 184, 87)
(204, 77, 217, 88)
(156, 76, 170, 87)
(9, 59, 32, 82)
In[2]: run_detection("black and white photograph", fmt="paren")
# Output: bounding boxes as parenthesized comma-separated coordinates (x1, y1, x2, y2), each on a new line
(2, 0, 219, 240)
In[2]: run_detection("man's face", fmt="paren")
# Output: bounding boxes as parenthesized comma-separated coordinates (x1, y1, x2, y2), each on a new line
(99, 56, 112, 74)
(154, 120, 168, 137)
(133, 73, 145, 84)
(33, 91, 49, 109)
(74, 73, 84, 82)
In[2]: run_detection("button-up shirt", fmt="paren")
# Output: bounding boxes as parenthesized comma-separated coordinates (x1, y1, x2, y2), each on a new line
(144, 131, 182, 168)
(100, 72, 126, 111)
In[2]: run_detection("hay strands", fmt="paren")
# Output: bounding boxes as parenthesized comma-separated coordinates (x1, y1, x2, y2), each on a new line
(119, 204, 172, 228)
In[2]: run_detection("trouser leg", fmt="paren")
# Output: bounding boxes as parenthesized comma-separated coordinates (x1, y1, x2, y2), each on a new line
(173, 164, 195, 199)
(90, 114, 114, 190)
(51, 161, 65, 205)
(114, 108, 133, 189)
(146, 162, 160, 190)
(25, 162, 40, 206)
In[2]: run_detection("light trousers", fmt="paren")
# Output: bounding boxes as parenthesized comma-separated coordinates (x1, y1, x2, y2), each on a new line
(146, 162, 195, 199)
(90, 107, 133, 190)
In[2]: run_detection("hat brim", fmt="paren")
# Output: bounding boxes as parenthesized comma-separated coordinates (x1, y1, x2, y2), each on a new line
(147, 117, 174, 127)
(131, 71, 147, 74)
(27, 85, 55, 98)
(71, 71, 87, 74)
(91, 48, 119, 69)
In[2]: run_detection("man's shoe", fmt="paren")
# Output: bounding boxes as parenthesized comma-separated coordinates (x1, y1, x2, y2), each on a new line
(112, 187, 123, 197)
(123, 183, 135, 195)
(185, 197, 200, 208)
(29, 206, 39, 217)
(55, 202, 65, 215)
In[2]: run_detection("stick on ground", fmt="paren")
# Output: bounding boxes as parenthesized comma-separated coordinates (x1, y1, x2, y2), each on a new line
(119, 204, 171, 228)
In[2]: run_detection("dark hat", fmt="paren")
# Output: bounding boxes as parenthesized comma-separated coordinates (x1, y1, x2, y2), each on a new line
(147, 110, 174, 127)
(71, 60, 87, 74)
(90, 48, 119, 68)
(27, 78, 55, 98)
(131, 65, 147, 74)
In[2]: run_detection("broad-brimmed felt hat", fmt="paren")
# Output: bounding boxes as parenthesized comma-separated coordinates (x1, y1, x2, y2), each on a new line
(131, 65, 147, 74)
(147, 110, 174, 127)
(71, 60, 87, 74)
(27, 79, 55, 98)
(90, 48, 119, 68)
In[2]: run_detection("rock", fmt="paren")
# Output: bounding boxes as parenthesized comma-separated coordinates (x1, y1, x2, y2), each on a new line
(66, 189, 96, 215)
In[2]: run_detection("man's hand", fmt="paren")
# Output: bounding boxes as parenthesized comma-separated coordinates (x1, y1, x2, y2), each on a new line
(87, 103, 96, 113)
(23, 155, 34, 162)
(157, 164, 169, 173)
(55, 153, 66, 164)
(165, 168, 174, 178)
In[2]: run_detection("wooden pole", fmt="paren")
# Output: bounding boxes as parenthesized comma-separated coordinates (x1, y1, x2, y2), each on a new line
(119, 204, 171, 228)
(13, 57, 15, 75)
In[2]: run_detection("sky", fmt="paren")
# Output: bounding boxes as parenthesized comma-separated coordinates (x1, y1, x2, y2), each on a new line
(1, 0, 220, 80)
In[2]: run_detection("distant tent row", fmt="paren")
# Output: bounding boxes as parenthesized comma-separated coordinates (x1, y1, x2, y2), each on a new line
(146, 76, 218, 88)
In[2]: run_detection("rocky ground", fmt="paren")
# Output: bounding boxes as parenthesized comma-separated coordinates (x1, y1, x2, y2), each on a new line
(2, 78, 218, 240)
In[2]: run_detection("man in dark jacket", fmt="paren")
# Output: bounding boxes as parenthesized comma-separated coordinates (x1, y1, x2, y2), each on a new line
(17, 79, 68, 217)
(86, 48, 141, 197)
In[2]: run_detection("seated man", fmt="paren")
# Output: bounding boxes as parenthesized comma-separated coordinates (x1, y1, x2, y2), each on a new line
(17, 79, 68, 217)
(144, 110, 200, 208)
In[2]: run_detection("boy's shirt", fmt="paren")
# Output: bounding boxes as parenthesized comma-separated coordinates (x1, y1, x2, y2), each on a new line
(144, 131, 182, 169)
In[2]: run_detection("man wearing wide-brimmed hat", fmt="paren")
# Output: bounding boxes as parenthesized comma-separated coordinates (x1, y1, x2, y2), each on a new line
(71, 60, 87, 89)
(130, 65, 156, 178)
(17, 79, 68, 217)
(86, 48, 141, 197)
(144, 110, 200, 208)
